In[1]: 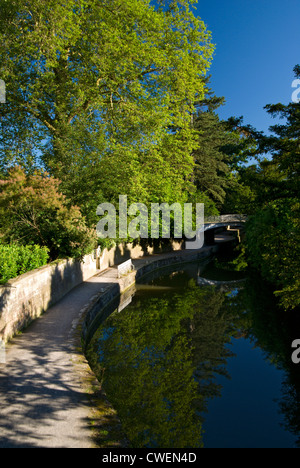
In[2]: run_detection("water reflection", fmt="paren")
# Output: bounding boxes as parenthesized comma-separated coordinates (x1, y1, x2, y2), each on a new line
(86, 260, 300, 448)
(234, 275, 300, 448)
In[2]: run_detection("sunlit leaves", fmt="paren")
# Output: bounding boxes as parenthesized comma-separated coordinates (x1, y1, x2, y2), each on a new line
(0, 0, 214, 219)
(0, 166, 97, 259)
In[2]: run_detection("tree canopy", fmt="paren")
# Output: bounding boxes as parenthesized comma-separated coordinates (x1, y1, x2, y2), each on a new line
(225, 65, 300, 310)
(0, 166, 96, 259)
(0, 0, 214, 221)
(0, 0, 298, 313)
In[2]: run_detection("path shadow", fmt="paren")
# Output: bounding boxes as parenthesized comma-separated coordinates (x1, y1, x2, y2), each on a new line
(0, 258, 124, 448)
(0, 321, 91, 447)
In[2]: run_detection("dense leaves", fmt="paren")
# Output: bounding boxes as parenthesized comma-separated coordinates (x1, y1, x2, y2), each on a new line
(0, 0, 298, 312)
(226, 65, 300, 310)
(245, 200, 300, 310)
(0, 243, 49, 283)
(0, 167, 97, 260)
(0, 0, 214, 220)
(192, 99, 249, 210)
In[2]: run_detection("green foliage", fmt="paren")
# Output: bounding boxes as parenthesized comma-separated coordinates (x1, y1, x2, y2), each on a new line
(213, 244, 249, 272)
(228, 65, 300, 310)
(0, 243, 49, 284)
(0, 167, 97, 260)
(0, 0, 214, 220)
(223, 172, 258, 215)
(245, 200, 300, 310)
(0, 0, 250, 250)
(188, 190, 220, 217)
(192, 81, 254, 211)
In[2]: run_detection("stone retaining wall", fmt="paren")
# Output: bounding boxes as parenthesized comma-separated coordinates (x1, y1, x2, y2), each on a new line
(97, 240, 183, 271)
(0, 240, 183, 343)
(0, 254, 98, 343)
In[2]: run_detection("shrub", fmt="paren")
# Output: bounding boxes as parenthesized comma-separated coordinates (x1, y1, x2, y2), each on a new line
(245, 199, 300, 310)
(0, 244, 49, 284)
(0, 167, 97, 260)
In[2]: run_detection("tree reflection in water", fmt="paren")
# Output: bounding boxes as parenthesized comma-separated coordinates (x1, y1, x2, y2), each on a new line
(86, 262, 300, 448)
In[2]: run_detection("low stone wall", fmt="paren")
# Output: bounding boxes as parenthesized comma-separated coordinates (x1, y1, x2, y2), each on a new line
(0, 254, 98, 343)
(0, 240, 183, 343)
(98, 240, 183, 271)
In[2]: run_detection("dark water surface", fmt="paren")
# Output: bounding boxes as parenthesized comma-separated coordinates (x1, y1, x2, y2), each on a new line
(87, 257, 300, 448)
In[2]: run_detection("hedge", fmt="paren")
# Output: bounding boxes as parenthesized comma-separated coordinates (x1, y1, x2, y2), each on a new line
(0, 244, 49, 284)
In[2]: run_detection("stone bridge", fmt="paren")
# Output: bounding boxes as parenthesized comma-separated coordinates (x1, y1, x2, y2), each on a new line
(201, 214, 247, 246)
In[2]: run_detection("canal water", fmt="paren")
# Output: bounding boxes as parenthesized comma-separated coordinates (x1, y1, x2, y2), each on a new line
(87, 254, 300, 448)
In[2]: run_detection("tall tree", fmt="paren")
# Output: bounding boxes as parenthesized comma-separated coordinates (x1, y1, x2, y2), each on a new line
(259, 65, 300, 197)
(0, 0, 214, 222)
(191, 81, 251, 212)
(231, 65, 300, 310)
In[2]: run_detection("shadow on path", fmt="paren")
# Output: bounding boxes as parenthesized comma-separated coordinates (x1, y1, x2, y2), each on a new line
(0, 273, 121, 448)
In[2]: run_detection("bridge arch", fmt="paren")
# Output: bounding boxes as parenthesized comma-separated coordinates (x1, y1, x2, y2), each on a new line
(201, 214, 247, 246)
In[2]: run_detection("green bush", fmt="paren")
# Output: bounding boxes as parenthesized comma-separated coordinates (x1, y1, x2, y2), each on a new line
(0, 244, 49, 284)
(245, 199, 300, 310)
(0, 167, 97, 260)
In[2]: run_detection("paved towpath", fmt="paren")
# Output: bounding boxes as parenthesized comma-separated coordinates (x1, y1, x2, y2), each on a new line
(0, 245, 227, 448)
(0, 264, 123, 448)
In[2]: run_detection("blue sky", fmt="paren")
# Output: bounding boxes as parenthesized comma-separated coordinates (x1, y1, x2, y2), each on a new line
(194, 0, 300, 134)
